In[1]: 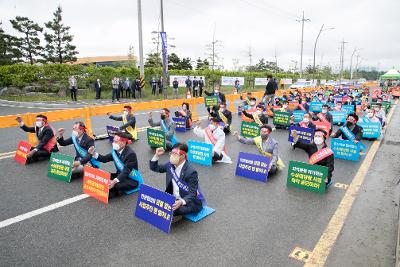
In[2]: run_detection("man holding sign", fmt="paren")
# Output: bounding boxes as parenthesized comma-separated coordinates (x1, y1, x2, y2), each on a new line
(234, 124, 284, 175)
(331, 113, 364, 147)
(57, 121, 99, 178)
(149, 143, 204, 220)
(88, 132, 141, 198)
(148, 108, 177, 151)
(291, 129, 334, 188)
(107, 105, 138, 141)
(16, 114, 58, 164)
(209, 102, 233, 134)
(193, 118, 232, 164)
(242, 104, 269, 126)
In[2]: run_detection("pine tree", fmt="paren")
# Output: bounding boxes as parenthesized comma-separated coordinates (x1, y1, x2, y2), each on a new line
(44, 6, 78, 63)
(10, 16, 43, 64)
(0, 22, 22, 65)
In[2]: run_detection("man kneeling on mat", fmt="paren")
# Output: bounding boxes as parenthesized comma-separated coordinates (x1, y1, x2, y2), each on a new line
(88, 132, 139, 198)
(149, 143, 204, 221)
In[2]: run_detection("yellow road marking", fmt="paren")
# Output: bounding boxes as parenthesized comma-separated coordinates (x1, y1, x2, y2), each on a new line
(304, 99, 398, 267)
(290, 247, 313, 263)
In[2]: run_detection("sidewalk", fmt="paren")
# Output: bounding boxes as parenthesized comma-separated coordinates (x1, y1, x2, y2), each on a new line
(325, 103, 400, 266)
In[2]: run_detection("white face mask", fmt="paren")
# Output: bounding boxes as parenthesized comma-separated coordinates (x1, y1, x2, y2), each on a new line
(182, 106, 187, 110)
(209, 124, 216, 131)
(283, 105, 288, 109)
(112, 143, 121, 151)
(169, 154, 180, 165)
(250, 101, 256, 106)
(256, 110, 262, 115)
(322, 109, 327, 114)
(368, 112, 374, 118)
(220, 108, 225, 112)
(303, 118, 309, 123)
(314, 136, 324, 145)
(215, 90, 219, 94)
(72, 130, 79, 137)
(123, 111, 129, 116)
(35, 121, 43, 128)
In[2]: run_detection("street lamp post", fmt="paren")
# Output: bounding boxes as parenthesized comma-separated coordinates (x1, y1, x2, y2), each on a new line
(313, 24, 334, 74)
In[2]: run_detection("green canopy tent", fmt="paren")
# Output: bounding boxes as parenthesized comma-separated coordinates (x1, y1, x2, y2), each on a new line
(381, 69, 400, 80)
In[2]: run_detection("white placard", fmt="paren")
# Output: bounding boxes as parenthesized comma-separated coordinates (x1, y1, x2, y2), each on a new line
(169, 75, 205, 87)
(283, 78, 293, 85)
(255, 77, 268, 86)
(221, 76, 244, 86)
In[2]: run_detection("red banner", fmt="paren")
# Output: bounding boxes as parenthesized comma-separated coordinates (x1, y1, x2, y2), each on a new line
(313, 121, 331, 136)
(83, 165, 110, 204)
(14, 140, 32, 165)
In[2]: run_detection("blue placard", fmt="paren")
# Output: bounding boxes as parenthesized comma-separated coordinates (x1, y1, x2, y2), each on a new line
(134, 184, 175, 234)
(331, 111, 347, 124)
(106, 125, 120, 142)
(293, 110, 305, 123)
(288, 126, 314, 144)
(331, 138, 360, 161)
(235, 152, 270, 182)
(358, 122, 381, 139)
(188, 140, 212, 166)
(172, 117, 187, 133)
(309, 102, 323, 112)
(333, 95, 343, 103)
(342, 105, 355, 114)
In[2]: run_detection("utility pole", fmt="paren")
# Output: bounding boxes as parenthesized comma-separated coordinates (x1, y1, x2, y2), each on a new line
(160, 0, 167, 93)
(354, 54, 361, 79)
(248, 46, 253, 68)
(349, 47, 360, 80)
(339, 39, 348, 82)
(297, 11, 310, 77)
(313, 24, 334, 74)
(137, 0, 144, 78)
(274, 49, 278, 73)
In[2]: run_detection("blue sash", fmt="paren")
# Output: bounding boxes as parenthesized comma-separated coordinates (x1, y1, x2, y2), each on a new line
(360, 117, 371, 123)
(161, 120, 177, 145)
(71, 135, 100, 168)
(167, 162, 206, 206)
(340, 126, 366, 150)
(111, 150, 144, 187)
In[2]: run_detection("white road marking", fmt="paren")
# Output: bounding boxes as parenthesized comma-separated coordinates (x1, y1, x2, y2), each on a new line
(0, 194, 89, 229)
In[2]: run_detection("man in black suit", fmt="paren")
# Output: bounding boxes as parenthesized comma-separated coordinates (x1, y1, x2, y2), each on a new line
(263, 74, 277, 105)
(149, 143, 203, 219)
(204, 86, 226, 104)
(331, 113, 363, 142)
(88, 132, 139, 198)
(95, 79, 101, 99)
(16, 114, 58, 164)
(209, 102, 233, 134)
(57, 121, 97, 177)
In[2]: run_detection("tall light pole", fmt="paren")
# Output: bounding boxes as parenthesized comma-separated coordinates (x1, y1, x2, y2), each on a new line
(349, 47, 361, 80)
(137, 0, 144, 78)
(297, 11, 310, 77)
(339, 39, 348, 82)
(313, 24, 334, 73)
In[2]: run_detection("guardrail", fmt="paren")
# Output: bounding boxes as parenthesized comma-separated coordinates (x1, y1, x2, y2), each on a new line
(0, 87, 323, 146)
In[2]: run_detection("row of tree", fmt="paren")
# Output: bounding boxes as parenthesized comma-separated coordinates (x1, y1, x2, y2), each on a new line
(0, 6, 78, 65)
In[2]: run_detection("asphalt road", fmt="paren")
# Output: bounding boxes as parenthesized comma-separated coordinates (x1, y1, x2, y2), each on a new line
(0, 102, 398, 266)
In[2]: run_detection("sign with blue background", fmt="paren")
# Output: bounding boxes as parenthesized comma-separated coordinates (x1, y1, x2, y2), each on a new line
(331, 111, 347, 124)
(342, 105, 355, 114)
(309, 102, 323, 112)
(288, 126, 314, 144)
(358, 122, 381, 139)
(135, 184, 175, 234)
(235, 152, 270, 182)
(172, 117, 187, 132)
(331, 138, 360, 161)
(293, 110, 305, 123)
(188, 140, 212, 166)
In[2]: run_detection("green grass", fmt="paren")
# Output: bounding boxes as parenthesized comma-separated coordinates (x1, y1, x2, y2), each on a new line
(0, 86, 265, 103)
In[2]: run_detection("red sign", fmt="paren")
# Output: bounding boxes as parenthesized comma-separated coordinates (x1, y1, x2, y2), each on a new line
(313, 121, 331, 136)
(14, 141, 32, 165)
(83, 165, 110, 204)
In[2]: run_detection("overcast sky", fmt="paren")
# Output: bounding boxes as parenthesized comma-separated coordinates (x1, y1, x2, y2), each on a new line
(1, 0, 399, 72)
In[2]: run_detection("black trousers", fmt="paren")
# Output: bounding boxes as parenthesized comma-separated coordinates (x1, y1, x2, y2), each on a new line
(112, 89, 119, 101)
(109, 173, 138, 198)
(152, 86, 157, 95)
(95, 89, 101, 99)
(26, 148, 51, 164)
(193, 88, 198, 97)
(70, 88, 77, 101)
(199, 87, 203, 97)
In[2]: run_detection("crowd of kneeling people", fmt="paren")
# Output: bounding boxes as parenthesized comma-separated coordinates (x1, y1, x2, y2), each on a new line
(15, 85, 391, 218)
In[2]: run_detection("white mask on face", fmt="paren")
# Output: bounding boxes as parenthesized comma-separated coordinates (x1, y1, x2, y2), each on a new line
(215, 90, 219, 94)
(123, 111, 129, 116)
(209, 124, 216, 131)
(322, 109, 327, 114)
(72, 130, 79, 137)
(250, 101, 256, 106)
(368, 112, 374, 118)
(220, 108, 225, 112)
(303, 118, 309, 123)
(314, 136, 324, 145)
(169, 154, 180, 165)
(112, 143, 121, 151)
(283, 105, 288, 109)
(35, 121, 43, 128)
(256, 110, 262, 115)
